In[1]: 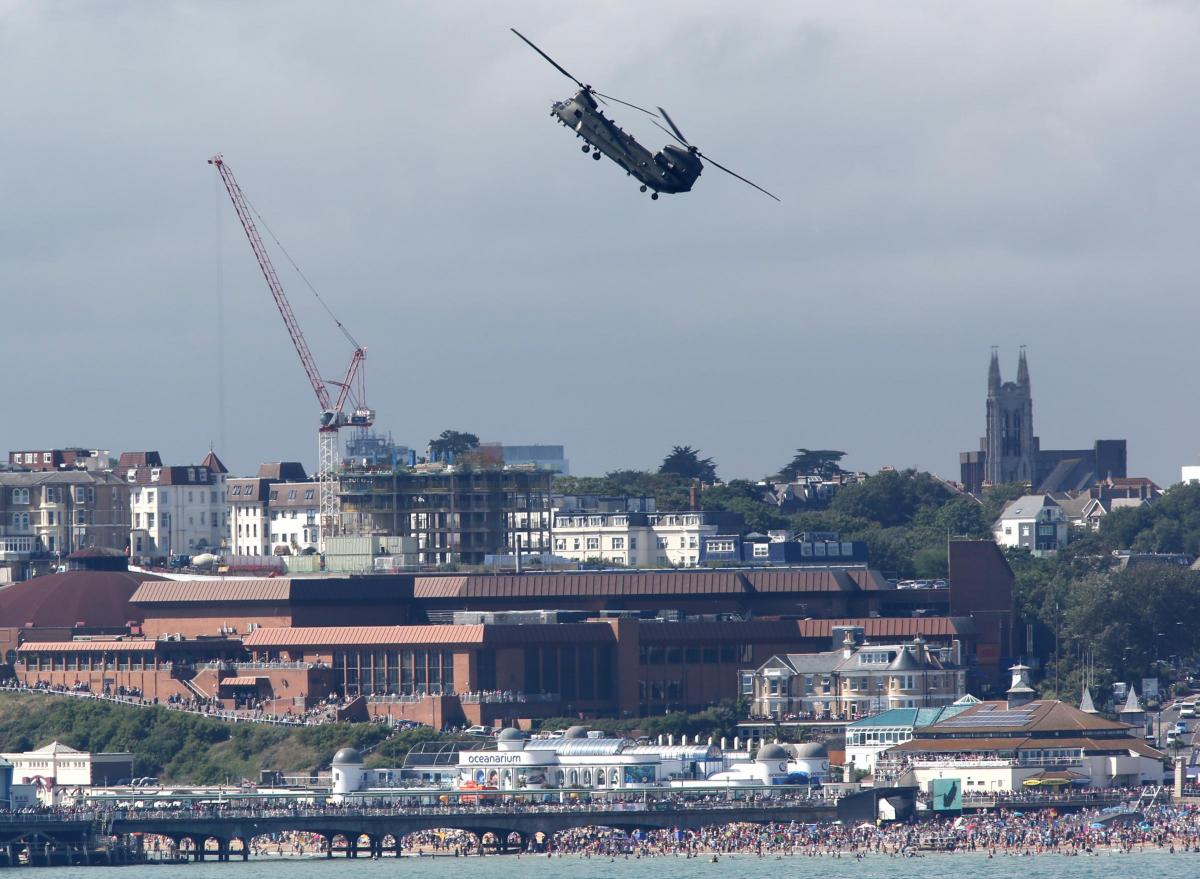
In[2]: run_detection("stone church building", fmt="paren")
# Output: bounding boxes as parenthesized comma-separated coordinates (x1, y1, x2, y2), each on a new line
(960, 350, 1126, 494)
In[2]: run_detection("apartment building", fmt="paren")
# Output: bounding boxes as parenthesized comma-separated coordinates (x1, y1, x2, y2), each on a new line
(228, 462, 309, 557)
(124, 451, 229, 560)
(266, 481, 320, 556)
(0, 471, 131, 580)
(748, 632, 966, 720)
(6, 448, 110, 472)
(550, 510, 735, 567)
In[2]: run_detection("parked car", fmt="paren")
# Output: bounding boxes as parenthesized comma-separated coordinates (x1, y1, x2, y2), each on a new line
(463, 725, 495, 737)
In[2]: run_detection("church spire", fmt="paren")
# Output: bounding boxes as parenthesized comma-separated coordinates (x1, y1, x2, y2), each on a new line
(1017, 346, 1030, 388)
(988, 347, 1001, 393)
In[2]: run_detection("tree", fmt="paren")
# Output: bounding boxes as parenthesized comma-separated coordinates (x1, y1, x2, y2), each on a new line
(777, 449, 847, 481)
(699, 480, 789, 532)
(658, 446, 717, 483)
(428, 430, 479, 462)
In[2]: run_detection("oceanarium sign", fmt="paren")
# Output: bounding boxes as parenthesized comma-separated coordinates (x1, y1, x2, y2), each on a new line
(462, 753, 540, 766)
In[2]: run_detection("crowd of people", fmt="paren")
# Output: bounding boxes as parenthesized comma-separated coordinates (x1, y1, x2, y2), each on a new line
(132, 802, 1200, 859)
(1, 681, 398, 728)
(9, 792, 1200, 859)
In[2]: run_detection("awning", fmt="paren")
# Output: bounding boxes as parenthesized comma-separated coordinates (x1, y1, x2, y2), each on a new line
(220, 676, 266, 687)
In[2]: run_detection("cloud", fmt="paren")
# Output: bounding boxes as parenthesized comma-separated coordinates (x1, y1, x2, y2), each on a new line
(2, 1, 1198, 484)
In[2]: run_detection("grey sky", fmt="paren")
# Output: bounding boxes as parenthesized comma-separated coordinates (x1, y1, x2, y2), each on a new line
(3, 1, 1199, 486)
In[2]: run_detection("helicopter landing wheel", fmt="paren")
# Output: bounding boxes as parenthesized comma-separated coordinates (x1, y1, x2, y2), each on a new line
(639, 185, 647, 193)
(582, 145, 590, 153)
(592, 151, 602, 160)
(651, 192, 659, 200)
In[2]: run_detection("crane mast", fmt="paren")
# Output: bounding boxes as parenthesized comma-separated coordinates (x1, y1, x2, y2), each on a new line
(209, 154, 372, 545)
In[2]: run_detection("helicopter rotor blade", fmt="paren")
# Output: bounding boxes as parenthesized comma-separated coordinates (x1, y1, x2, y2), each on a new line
(511, 28, 586, 90)
(595, 92, 659, 117)
(651, 119, 689, 148)
(656, 107, 690, 146)
(696, 151, 781, 202)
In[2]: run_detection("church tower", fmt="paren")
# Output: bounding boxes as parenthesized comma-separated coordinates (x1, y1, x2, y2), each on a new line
(985, 348, 1035, 486)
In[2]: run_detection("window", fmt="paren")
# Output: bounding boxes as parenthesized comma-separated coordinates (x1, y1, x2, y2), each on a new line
(554, 539, 566, 551)
(11, 488, 29, 504)
(304, 489, 314, 500)
(611, 537, 625, 549)
(147, 513, 155, 529)
(572, 538, 580, 550)
(146, 490, 154, 503)
(269, 490, 278, 501)
(708, 540, 735, 553)
(42, 452, 51, 463)
(656, 537, 667, 549)
(232, 485, 242, 496)
(629, 536, 637, 550)
(75, 487, 86, 503)
(188, 468, 195, 481)
(159, 489, 168, 503)
(287, 489, 297, 500)
(752, 543, 769, 558)
(585, 537, 599, 551)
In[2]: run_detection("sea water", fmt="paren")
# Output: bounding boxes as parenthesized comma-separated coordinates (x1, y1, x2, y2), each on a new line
(23, 850, 1195, 879)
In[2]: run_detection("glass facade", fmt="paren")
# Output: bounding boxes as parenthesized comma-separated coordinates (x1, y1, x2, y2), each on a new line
(332, 649, 456, 696)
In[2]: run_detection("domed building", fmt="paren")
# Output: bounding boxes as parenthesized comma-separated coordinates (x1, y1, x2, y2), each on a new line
(0, 561, 161, 665)
(331, 747, 365, 795)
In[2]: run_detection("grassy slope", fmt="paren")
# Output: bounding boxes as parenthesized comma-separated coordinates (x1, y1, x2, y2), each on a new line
(0, 692, 394, 784)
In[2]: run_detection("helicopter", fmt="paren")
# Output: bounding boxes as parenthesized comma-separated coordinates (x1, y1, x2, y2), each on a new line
(511, 28, 779, 202)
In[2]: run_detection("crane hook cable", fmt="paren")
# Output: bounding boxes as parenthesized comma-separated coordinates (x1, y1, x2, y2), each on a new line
(240, 191, 362, 351)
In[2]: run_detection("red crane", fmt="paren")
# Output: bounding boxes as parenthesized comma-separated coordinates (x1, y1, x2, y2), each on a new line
(209, 154, 373, 543)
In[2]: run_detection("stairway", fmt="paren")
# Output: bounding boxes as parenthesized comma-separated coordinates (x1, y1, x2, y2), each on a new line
(180, 676, 210, 701)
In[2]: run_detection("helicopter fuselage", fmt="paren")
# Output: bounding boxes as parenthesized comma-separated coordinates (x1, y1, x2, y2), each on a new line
(552, 89, 702, 195)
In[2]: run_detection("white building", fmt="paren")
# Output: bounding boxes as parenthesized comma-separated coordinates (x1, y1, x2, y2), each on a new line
(875, 666, 1163, 791)
(266, 481, 320, 556)
(551, 511, 720, 567)
(1, 741, 133, 804)
(228, 463, 310, 558)
(125, 451, 229, 560)
(992, 494, 1068, 555)
(844, 698, 979, 774)
(1183, 465, 1200, 485)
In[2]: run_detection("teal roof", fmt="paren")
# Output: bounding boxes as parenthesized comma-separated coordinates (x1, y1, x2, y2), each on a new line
(846, 703, 972, 730)
(847, 709, 918, 729)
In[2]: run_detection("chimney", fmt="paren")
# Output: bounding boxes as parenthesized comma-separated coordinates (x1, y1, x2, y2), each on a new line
(912, 634, 926, 664)
(1006, 663, 1036, 708)
(842, 630, 856, 660)
(689, 480, 699, 509)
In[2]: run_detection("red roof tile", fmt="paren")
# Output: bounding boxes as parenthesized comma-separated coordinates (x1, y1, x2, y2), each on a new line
(130, 580, 293, 604)
(18, 640, 155, 652)
(0, 570, 158, 628)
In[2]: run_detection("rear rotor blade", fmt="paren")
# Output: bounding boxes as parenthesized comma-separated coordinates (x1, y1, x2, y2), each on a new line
(657, 107, 690, 146)
(651, 119, 689, 148)
(595, 92, 659, 117)
(697, 151, 781, 202)
(511, 28, 585, 90)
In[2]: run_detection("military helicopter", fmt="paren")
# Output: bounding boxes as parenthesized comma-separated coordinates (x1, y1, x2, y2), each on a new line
(511, 28, 779, 202)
